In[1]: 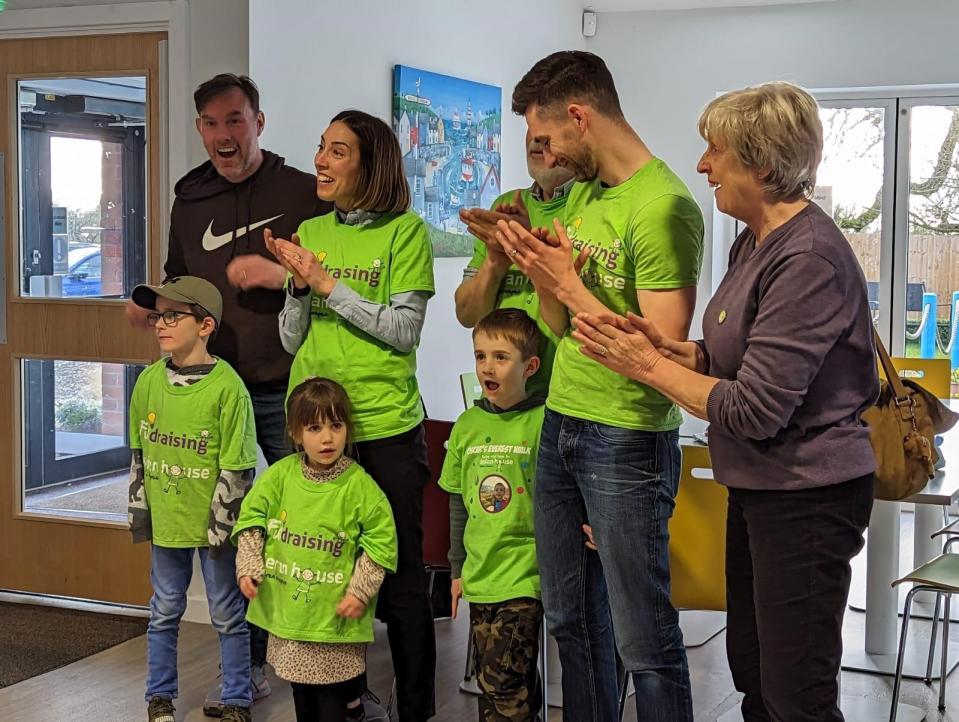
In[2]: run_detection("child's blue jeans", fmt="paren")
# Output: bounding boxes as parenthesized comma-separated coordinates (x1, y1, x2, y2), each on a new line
(145, 544, 251, 707)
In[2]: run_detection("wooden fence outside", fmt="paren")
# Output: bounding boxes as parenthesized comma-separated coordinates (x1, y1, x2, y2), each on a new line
(845, 232, 959, 319)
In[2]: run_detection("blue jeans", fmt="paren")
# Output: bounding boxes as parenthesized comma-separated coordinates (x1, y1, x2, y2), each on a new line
(249, 388, 292, 466)
(146, 545, 251, 706)
(535, 409, 692, 722)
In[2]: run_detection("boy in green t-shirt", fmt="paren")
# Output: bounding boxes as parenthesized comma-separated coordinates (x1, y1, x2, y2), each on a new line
(127, 276, 257, 722)
(439, 308, 546, 722)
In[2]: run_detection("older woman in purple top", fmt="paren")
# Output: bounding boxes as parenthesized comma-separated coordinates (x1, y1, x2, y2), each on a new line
(572, 82, 878, 722)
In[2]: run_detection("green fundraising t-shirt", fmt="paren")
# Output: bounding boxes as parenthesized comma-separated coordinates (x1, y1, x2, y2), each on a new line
(232, 456, 397, 644)
(289, 211, 435, 442)
(438, 402, 545, 603)
(549, 159, 704, 431)
(467, 187, 567, 397)
(129, 359, 257, 548)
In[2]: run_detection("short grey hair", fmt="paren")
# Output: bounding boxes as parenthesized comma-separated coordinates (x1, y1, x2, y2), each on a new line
(698, 82, 823, 203)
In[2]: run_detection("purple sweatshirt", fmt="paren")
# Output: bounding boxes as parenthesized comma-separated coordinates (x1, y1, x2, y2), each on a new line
(702, 202, 878, 491)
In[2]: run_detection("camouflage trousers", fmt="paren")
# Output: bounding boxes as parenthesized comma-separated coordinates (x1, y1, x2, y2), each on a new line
(470, 597, 543, 722)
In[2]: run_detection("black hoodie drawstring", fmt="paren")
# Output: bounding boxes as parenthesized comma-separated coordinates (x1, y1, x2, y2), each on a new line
(228, 183, 240, 264)
(245, 180, 255, 251)
(229, 176, 259, 301)
(227, 177, 258, 261)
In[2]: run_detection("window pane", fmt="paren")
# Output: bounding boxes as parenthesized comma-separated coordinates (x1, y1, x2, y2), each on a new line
(18, 76, 147, 299)
(22, 358, 145, 521)
(816, 106, 886, 324)
(906, 105, 959, 398)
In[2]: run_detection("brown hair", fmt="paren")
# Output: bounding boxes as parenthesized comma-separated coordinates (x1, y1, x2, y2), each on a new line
(512, 51, 624, 120)
(285, 377, 354, 450)
(473, 308, 541, 360)
(194, 73, 260, 115)
(330, 109, 410, 213)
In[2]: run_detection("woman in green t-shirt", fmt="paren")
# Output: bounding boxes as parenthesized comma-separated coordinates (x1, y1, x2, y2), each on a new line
(266, 110, 437, 720)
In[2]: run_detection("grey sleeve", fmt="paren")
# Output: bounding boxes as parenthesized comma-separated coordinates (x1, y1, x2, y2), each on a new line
(128, 449, 152, 544)
(325, 286, 430, 353)
(208, 468, 255, 557)
(279, 284, 312, 355)
(448, 494, 467, 579)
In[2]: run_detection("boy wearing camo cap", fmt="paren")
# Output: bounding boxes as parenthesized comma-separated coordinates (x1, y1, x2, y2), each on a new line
(128, 276, 257, 722)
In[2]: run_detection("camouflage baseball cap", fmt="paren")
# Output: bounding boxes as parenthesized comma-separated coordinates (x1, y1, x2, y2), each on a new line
(131, 276, 222, 326)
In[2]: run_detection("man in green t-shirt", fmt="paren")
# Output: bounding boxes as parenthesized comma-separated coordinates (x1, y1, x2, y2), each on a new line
(454, 133, 574, 396)
(439, 308, 546, 722)
(496, 51, 704, 722)
(127, 276, 258, 722)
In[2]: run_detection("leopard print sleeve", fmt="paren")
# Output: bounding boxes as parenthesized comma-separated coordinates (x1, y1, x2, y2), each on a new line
(235, 527, 265, 584)
(346, 550, 386, 605)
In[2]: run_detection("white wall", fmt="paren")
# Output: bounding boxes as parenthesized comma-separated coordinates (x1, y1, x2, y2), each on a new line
(3, 0, 246, 170)
(186, 0, 248, 166)
(250, 0, 586, 421)
(589, 0, 959, 333)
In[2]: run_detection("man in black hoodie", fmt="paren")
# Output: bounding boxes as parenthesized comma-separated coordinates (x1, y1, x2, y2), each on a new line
(131, 73, 329, 716)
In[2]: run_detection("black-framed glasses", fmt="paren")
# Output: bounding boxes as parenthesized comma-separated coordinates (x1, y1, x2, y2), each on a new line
(147, 310, 201, 327)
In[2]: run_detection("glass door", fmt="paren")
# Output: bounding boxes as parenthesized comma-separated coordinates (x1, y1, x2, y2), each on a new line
(816, 99, 896, 337)
(0, 33, 165, 605)
(898, 99, 959, 395)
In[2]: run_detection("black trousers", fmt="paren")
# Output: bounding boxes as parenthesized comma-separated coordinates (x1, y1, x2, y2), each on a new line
(725, 473, 874, 722)
(291, 673, 367, 722)
(355, 424, 436, 721)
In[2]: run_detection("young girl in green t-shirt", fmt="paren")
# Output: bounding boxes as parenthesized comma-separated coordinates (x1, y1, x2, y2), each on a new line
(233, 378, 397, 722)
(264, 109, 438, 720)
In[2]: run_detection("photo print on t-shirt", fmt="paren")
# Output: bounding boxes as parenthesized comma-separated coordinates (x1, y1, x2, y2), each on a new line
(479, 474, 512, 513)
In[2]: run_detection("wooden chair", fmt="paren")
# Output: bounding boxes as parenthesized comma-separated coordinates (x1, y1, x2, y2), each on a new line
(884, 357, 951, 400)
(619, 444, 727, 719)
(386, 419, 453, 718)
(670, 444, 727, 612)
(459, 372, 482, 409)
(882, 357, 952, 526)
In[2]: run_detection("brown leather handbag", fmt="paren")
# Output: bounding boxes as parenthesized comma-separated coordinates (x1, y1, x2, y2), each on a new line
(863, 330, 959, 501)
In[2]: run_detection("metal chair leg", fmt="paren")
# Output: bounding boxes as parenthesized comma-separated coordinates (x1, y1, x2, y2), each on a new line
(940, 594, 951, 712)
(540, 624, 549, 721)
(926, 591, 944, 684)
(386, 677, 397, 720)
(618, 669, 629, 721)
(890, 587, 920, 722)
(463, 629, 474, 682)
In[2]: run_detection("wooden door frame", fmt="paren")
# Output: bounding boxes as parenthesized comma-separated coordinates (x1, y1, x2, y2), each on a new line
(0, 31, 175, 605)
(0, 0, 191, 236)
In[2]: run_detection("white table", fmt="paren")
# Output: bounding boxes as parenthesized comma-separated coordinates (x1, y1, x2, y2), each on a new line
(842, 399, 959, 682)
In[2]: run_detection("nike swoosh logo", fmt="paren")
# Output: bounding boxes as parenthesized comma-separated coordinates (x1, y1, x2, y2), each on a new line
(201, 214, 283, 251)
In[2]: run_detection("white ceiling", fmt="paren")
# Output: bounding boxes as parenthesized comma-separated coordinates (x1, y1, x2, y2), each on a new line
(584, 0, 838, 10)
(4, 0, 838, 14)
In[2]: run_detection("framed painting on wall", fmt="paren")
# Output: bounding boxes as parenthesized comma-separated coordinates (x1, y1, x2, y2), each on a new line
(392, 65, 502, 257)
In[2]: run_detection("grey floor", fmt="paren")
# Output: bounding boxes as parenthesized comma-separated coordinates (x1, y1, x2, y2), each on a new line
(25, 470, 127, 518)
(1, 513, 958, 720)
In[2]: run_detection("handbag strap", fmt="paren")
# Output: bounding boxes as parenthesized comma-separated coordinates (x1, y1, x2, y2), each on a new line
(872, 328, 918, 424)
